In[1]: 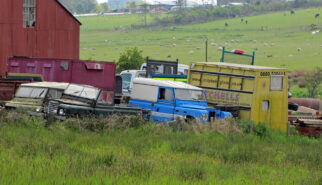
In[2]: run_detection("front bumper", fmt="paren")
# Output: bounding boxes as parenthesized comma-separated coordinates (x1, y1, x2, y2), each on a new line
(55, 115, 67, 121)
(28, 111, 45, 117)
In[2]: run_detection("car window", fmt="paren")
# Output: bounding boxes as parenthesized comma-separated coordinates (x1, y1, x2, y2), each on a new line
(15, 87, 47, 98)
(158, 88, 173, 101)
(64, 84, 100, 100)
(97, 91, 114, 105)
(121, 73, 132, 89)
(47, 89, 63, 99)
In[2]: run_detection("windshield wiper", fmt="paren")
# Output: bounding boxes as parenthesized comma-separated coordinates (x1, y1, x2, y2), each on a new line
(38, 90, 45, 97)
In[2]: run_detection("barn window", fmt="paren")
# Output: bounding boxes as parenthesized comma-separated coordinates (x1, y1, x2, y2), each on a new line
(23, 0, 36, 27)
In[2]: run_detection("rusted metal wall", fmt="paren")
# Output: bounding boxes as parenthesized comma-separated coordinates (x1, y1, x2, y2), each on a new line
(0, 0, 80, 77)
(8, 57, 116, 90)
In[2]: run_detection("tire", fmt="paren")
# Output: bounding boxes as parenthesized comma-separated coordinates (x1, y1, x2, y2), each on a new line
(288, 102, 299, 111)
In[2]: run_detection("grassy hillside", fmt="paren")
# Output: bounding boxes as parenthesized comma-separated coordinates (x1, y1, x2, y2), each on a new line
(79, 8, 322, 70)
(0, 113, 321, 184)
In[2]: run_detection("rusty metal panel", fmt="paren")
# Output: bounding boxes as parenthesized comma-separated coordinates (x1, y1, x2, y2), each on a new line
(8, 57, 116, 90)
(71, 60, 116, 90)
(0, 79, 29, 101)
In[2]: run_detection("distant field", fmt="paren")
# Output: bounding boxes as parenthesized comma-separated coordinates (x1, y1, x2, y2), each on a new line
(79, 8, 322, 70)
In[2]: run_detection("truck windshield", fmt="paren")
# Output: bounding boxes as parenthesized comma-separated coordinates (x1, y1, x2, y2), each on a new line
(121, 73, 131, 89)
(174, 89, 206, 101)
(64, 84, 100, 100)
(15, 87, 47, 99)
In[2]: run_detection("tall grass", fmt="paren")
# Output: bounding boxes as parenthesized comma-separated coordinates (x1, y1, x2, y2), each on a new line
(0, 111, 321, 184)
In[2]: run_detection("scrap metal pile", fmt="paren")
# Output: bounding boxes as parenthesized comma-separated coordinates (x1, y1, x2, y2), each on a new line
(288, 98, 322, 137)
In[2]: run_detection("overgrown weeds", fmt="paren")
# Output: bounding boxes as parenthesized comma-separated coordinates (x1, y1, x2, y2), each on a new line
(0, 110, 321, 184)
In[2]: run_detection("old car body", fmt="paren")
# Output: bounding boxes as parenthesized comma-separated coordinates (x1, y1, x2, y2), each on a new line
(129, 78, 231, 123)
(51, 84, 146, 120)
(5, 82, 69, 116)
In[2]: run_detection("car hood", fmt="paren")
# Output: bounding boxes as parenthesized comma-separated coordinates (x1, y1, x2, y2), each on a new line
(5, 97, 43, 108)
(58, 98, 91, 106)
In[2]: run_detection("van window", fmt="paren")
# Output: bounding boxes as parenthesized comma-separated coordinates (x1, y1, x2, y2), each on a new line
(270, 75, 284, 91)
(97, 91, 114, 105)
(47, 89, 63, 99)
(158, 88, 173, 101)
(121, 73, 132, 89)
(262, 100, 269, 110)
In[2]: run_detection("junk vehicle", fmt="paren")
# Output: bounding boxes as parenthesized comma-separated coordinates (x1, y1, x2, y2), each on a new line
(50, 83, 148, 120)
(128, 78, 232, 123)
(288, 98, 321, 137)
(5, 82, 69, 117)
(120, 58, 188, 96)
(188, 62, 288, 131)
(120, 70, 146, 96)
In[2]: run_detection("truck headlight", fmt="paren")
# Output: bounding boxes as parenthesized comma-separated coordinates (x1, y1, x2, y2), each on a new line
(58, 109, 65, 115)
(201, 113, 208, 121)
(36, 107, 42, 112)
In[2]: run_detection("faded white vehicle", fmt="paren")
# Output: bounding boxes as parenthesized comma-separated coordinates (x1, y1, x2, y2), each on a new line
(5, 82, 69, 116)
(120, 70, 146, 96)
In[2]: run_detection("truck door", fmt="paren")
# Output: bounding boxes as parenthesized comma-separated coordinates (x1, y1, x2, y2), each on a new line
(152, 87, 175, 122)
(94, 90, 115, 116)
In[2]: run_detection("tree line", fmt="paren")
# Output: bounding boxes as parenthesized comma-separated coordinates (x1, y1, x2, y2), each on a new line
(59, 0, 109, 14)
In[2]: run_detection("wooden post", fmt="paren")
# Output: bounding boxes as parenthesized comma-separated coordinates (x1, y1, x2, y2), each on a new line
(287, 122, 290, 136)
(249, 121, 254, 134)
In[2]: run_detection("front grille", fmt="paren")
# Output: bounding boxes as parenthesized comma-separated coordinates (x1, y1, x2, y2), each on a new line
(47, 101, 59, 115)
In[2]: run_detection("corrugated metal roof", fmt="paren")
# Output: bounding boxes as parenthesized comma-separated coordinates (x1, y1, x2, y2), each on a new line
(21, 82, 69, 89)
(133, 78, 201, 90)
(195, 62, 286, 70)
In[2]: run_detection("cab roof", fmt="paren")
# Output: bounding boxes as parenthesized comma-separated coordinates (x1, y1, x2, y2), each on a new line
(21, 82, 69, 90)
(133, 78, 201, 90)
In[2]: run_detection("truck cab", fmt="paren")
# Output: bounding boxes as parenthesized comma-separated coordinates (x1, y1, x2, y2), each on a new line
(51, 83, 145, 120)
(5, 82, 69, 116)
(129, 78, 231, 123)
(120, 70, 146, 96)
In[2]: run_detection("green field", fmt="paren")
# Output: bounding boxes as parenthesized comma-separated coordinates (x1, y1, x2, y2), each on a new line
(0, 113, 321, 184)
(79, 8, 322, 70)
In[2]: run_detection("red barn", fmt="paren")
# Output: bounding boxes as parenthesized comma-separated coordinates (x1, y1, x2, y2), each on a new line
(0, 0, 81, 77)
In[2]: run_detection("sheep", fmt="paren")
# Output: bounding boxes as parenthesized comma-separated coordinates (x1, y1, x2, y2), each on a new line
(297, 48, 301, 52)
(270, 43, 275, 46)
(225, 22, 229, 27)
(217, 47, 223, 51)
(172, 43, 176, 47)
(196, 47, 201, 50)
(211, 42, 217, 46)
(253, 40, 257, 43)
(189, 50, 194, 54)
(315, 13, 320, 18)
